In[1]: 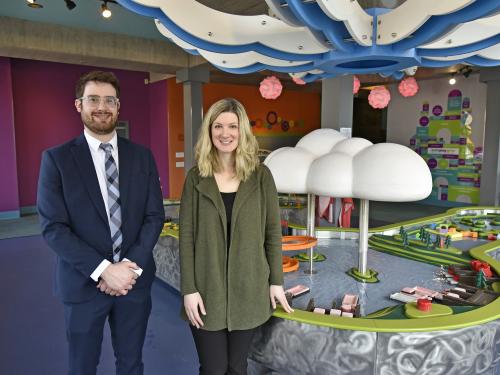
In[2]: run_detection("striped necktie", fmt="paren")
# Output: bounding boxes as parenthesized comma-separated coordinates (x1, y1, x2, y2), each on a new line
(99, 143, 122, 263)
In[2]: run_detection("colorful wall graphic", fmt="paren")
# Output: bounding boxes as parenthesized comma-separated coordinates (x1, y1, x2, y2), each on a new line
(166, 81, 321, 198)
(203, 83, 320, 139)
(410, 89, 482, 205)
(250, 111, 308, 137)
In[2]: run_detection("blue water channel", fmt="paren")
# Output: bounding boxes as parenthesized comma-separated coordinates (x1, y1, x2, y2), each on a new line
(283, 238, 458, 316)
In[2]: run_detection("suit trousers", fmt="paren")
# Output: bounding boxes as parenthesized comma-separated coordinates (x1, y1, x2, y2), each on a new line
(63, 289, 152, 375)
(189, 325, 258, 375)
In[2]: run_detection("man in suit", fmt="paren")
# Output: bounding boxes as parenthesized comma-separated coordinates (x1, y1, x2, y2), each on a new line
(37, 71, 165, 375)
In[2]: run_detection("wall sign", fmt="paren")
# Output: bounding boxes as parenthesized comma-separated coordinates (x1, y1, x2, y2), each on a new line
(410, 90, 482, 205)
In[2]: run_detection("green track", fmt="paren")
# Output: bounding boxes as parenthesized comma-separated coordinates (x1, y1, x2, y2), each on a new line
(373, 235, 471, 262)
(369, 234, 472, 266)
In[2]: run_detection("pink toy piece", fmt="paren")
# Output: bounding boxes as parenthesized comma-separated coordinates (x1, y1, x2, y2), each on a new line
(390, 292, 418, 303)
(330, 309, 342, 316)
(259, 76, 283, 99)
(414, 291, 430, 299)
(342, 294, 359, 306)
(353, 75, 360, 94)
(285, 284, 310, 298)
(402, 287, 415, 294)
(368, 86, 391, 109)
(341, 304, 352, 313)
(340, 294, 359, 315)
(414, 286, 439, 297)
(398, 77, 419, 97)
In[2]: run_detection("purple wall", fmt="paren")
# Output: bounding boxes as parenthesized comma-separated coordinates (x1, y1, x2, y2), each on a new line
(149, 80, 169, 198)
(10, 59, 153, 207)
(0, 58, 20, 214)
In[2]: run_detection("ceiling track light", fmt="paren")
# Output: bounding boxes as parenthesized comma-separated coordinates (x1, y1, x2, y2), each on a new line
(65, 0, 76, 10)
(458, 65, 473, 78)
(27, 0, 43, 9)
(449, 74, 456, 85)
(101, 1, 112, 18)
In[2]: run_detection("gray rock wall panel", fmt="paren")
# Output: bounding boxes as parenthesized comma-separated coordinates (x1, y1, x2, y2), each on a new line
(249, 317, 376, 375)
(153, 235, 180, 290)
(375, 320, 500, 375)
(248, 318, 500, 375)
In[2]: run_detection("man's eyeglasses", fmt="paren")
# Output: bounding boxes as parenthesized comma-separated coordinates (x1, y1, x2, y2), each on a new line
(79, 95, 119, 108)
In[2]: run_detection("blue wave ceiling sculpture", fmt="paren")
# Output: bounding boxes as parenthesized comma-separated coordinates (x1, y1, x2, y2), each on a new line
(117, 0, 500, 82)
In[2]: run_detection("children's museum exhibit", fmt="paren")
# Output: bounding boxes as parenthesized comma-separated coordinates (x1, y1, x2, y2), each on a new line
(156, 129, 500, 374)
(116, 0, 500, 374)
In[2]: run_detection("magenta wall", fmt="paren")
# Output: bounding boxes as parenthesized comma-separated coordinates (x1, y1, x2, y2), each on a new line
(149, 80, 169, 198)
(10, 59, 152, 207)
(0, 58, 20, 214)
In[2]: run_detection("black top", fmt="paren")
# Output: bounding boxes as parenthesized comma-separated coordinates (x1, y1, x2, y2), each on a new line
(220, 192, 236, 251)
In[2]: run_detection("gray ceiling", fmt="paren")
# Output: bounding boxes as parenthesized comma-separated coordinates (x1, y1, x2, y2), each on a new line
(0, 0, 455, 87)
(0, 0, 165, 41)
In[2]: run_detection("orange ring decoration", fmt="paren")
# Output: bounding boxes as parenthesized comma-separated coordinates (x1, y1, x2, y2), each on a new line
(281, 235, 318, 251)
(282, 256, 299, 273)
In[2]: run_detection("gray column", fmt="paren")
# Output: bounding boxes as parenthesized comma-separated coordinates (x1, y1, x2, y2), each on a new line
(479, 68, 500, 205)
(176, 65, 210, 174)
(321, 75, 354, 131)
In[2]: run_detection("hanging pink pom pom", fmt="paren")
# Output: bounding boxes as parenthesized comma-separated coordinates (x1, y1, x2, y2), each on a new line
(259, 76, 283, 99)
(353, 75, 360, 94)
(368, 86, 391, 109)
(398, 77, 419, 97)
(292, 76, 306, 85)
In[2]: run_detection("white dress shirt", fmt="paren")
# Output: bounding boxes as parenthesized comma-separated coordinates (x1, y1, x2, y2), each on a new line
(84, 129, 119, 220)
(84, 130, 142, 281)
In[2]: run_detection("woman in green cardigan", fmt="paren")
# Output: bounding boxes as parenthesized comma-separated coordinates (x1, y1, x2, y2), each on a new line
(179, 98, 293, 375)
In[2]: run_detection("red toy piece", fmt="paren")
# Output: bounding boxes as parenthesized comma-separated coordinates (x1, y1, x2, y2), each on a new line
(338, 198, 355, 228)
(487, 233, 497, 241)
(417, 298, 432, 312)
(478, 263, 493, 278)
(471, 260, 493, 277)
(447, 266, 456, 276)
(470, 260, 482, 271)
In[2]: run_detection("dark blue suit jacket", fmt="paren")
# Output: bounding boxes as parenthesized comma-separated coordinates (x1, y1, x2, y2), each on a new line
(37, 134, 165, 303)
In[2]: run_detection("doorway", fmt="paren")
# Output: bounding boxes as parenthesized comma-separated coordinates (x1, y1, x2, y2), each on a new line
(352, 90, 387, 143)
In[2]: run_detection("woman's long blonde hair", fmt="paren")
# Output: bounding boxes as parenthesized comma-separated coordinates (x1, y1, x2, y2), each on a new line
(195, 98, 259, 181)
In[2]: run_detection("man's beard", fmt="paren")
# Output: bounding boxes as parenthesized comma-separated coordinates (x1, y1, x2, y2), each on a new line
(82, 110, 118, 135)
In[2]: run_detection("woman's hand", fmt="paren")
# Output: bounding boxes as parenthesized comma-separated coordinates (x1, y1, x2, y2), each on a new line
(270, 285, 294, 313)
(184, 292, 206, 328)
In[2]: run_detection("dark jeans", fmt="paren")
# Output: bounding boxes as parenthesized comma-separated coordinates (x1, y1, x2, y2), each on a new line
(190, 325, 258, 375)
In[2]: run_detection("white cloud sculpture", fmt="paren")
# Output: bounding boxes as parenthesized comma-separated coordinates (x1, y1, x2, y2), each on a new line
(264, 129, 432, 202)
